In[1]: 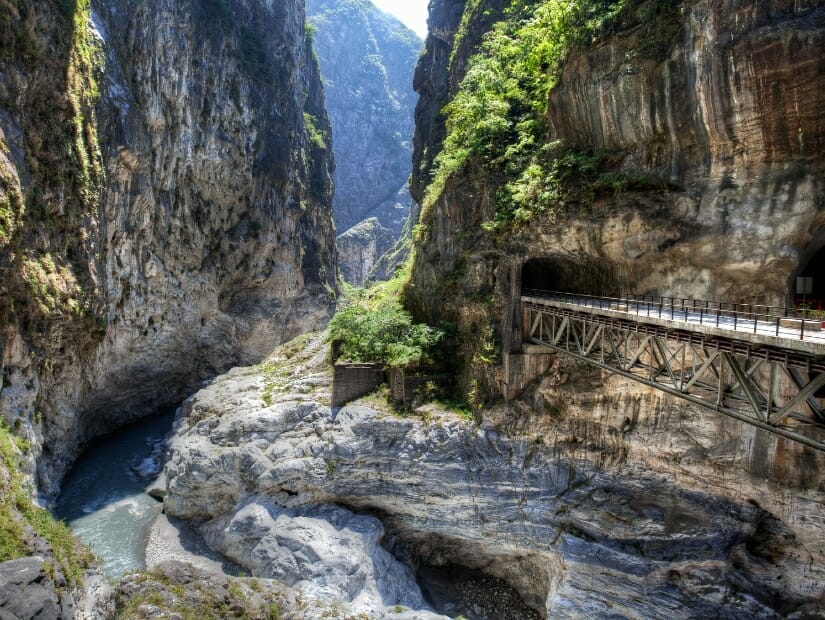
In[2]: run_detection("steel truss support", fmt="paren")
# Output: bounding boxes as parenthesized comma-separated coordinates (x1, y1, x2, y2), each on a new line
(523, 302, 825, 452)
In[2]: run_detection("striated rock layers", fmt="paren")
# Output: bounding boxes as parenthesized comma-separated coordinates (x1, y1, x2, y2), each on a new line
(408, 0, 825, 325)
(306, 0, 421, 284)
(391, 0, 825, 616)
(336, 217, 394, 285)
(0, 0, 337, 495)
(162, 337, 825, 618)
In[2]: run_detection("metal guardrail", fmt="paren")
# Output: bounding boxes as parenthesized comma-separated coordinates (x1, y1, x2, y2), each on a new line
(521, 290, 825, 345)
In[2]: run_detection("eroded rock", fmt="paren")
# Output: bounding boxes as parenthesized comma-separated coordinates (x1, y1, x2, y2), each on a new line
(0, 557, 71, 620)
(203, 501, 428, 615)
(161, 336, 824, 618)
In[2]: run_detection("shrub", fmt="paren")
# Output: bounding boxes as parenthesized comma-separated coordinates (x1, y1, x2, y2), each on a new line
(329, 298, 444, 368)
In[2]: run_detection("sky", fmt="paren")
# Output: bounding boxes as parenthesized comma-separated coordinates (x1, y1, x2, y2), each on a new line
(371, 0, 429, 39)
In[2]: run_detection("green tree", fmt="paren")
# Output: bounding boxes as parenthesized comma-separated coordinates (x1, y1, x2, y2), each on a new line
(329, 299, 444, 368)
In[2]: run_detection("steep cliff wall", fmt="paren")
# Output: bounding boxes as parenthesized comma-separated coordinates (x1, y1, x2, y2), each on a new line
(0, 0, 338, 496)
(307, 0, 421, 284)
(399, 0, 825, 615)
(408, 0, 825, 396)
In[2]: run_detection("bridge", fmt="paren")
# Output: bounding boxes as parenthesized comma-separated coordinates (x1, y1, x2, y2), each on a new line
(518, 290, 825, 453)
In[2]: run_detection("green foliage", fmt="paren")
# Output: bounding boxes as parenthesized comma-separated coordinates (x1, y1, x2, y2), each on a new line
(0, 423, 28, 562)
(329, 262, 450, 369)
(0, 422, 95, 583)
(329, 298, 444, 368)
(425, 0, 642, 228)
(304, 21, 317, 44)
(0, 0, 107, 333)
(0, 155, 25, 246)
(303, 112, 328, 151)
(485, 143, 670, 229)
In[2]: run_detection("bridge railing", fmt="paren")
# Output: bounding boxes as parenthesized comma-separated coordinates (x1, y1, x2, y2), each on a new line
(521, 289, 825, 344)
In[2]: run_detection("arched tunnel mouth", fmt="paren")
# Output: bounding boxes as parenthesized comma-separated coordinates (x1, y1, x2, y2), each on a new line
(521, 254, 620, 297)
(792, 244, 825, 398)
(793, 244, 825, 310)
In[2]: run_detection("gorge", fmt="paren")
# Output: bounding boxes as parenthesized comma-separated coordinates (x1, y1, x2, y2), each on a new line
(306, 0, 421, 285)
(1, 0, 825, 618)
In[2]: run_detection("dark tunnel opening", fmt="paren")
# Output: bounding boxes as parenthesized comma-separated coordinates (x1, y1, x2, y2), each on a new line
(794, 245, 825, 310)
(520, 255, 619, 297)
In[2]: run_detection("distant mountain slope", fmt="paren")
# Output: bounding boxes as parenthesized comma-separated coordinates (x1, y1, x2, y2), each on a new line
(307, 0, 422, 283)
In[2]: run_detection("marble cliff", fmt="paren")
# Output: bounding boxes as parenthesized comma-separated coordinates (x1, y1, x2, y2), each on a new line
(306, 0, 422, 284)
(2, 0, 825, 618)
(0, 0, 338, 496)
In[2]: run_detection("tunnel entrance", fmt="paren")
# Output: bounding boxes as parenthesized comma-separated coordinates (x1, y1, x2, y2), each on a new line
(794, 246, 825, 310)
(520, 255, 618, 296)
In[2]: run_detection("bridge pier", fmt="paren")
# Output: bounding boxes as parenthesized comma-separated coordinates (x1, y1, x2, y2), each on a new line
(502, 345, 554, 401)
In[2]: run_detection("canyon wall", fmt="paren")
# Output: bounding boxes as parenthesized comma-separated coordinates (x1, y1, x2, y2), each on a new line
(396, 0, 825, 615)
(307, 0, 422, 284)
(408, 0, 825, 399)
(0, 0, 338, 496)
(410, 0, 825, 324)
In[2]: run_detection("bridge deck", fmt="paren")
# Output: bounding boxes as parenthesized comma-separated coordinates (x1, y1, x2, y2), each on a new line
(522, 291, 825, 356)
(519, 291, 825, 452)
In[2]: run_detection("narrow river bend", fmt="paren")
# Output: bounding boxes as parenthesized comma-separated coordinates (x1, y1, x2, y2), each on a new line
(55, 411, 175, 579)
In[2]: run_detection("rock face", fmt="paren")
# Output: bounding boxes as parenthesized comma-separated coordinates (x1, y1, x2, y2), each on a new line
(117, 559, 444, 620)
(207, 501, 428, 616)
(161, 336, 825, 618)
(404, 0, 825, 491)
(0, 0, 338, 495)
(306, 0, 421, 283)
(336, 217, 394, 285)
(0, 557, 72, 620)
(391, 1, 825, 616)
(409, 0, 825, 325)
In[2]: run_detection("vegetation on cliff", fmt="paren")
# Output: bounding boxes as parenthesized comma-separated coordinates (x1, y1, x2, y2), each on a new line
(0, 0, 105, 329)
(423, 0, 675, 231)
(0, 423, 94, 586)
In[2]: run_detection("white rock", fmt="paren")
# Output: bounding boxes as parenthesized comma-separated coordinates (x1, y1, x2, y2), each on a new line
(209, 501, 429, 616)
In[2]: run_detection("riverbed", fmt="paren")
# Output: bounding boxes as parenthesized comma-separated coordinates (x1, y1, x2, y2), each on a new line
(55, 411, 174, 579)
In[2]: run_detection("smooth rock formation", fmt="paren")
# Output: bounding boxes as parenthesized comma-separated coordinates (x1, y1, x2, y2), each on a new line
(306, 0, 421, 282)
(0, 0, 338, 496)
(204, 501, 428, 616)
(161, 335, 825, 618)
(118, 559, 446, 620)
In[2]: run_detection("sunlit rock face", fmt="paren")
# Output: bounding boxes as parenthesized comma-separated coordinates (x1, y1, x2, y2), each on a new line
(161, 338, 825, 618)
(306, 0, 421, 283)
(393, 0, 825, 616)
(336, 217, 394, 285)
(409, 0, 825, 324)
(0, 0, 338, 495)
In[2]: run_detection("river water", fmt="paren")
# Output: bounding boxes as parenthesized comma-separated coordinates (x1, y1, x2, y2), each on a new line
(55, 411, 174, 579)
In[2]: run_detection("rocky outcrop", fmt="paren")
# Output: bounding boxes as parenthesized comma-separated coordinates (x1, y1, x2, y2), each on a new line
(306, 0, 421, 282)
(0, 0, 338, 495)
(410, 0, 507, 207)
(116, 559, 444, 620)
(409, 0, 825, 326)
(206, 501, 429, 616)
(161, 335, 825, 618)
(0, 557, 73, 620)
(336, 217, 394, 285)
